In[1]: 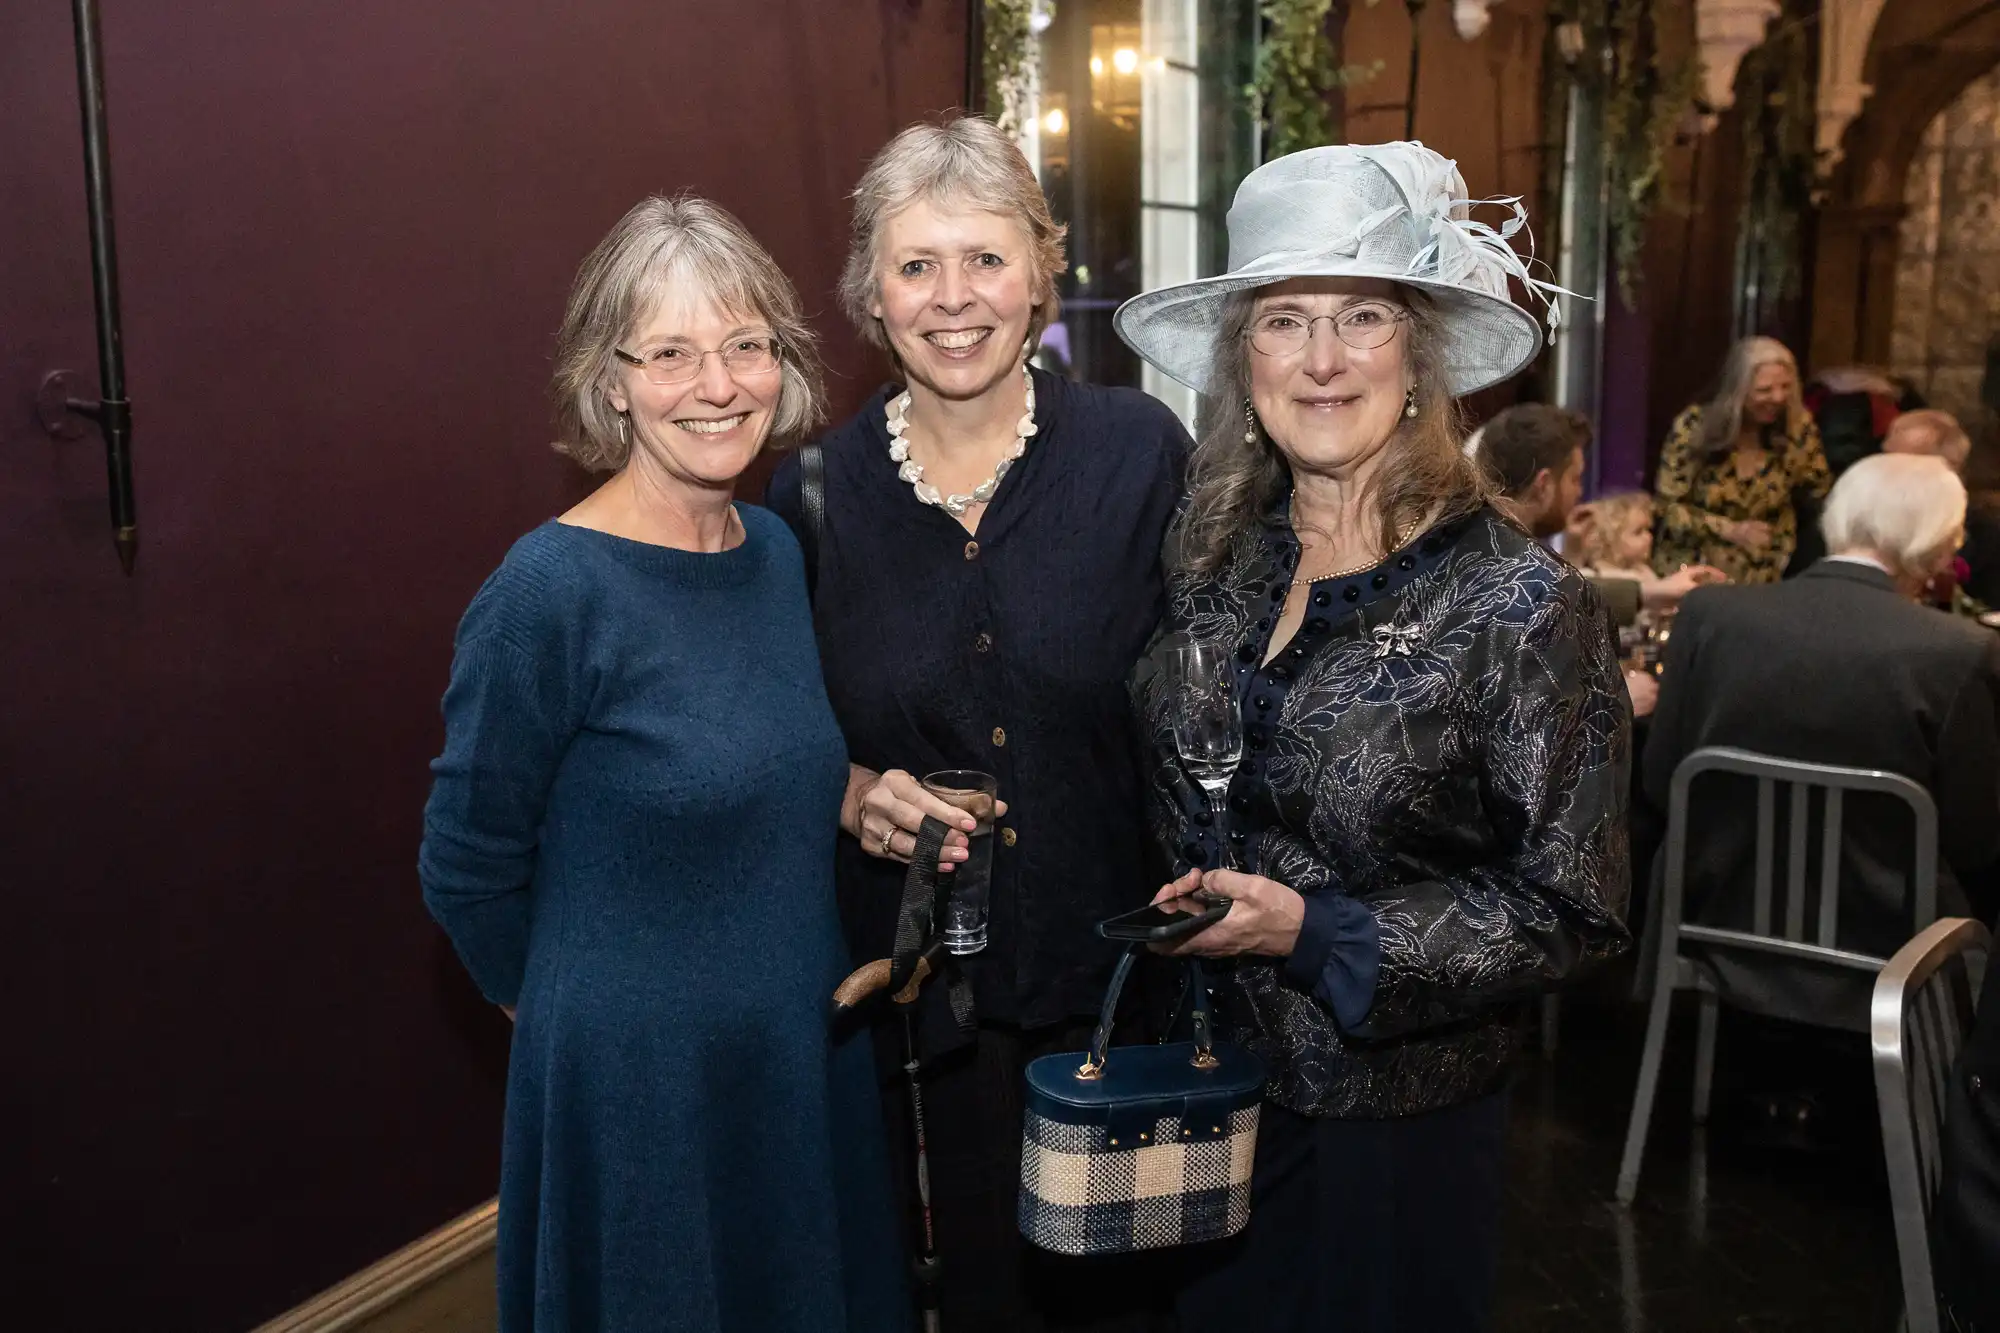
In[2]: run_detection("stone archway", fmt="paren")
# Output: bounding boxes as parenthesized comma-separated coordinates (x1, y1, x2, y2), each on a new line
(1809, 0, 2000, 371)
(1889, 66, 2000, 433)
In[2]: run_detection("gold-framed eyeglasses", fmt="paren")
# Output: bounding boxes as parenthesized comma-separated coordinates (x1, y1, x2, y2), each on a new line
(613, 335, 781, 386)
(1245, 303, 1411, 357)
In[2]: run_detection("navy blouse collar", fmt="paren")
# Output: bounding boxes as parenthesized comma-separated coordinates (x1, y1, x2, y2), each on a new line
(1223, 503, 1474, 685)
(1246, 492, 1472, 611)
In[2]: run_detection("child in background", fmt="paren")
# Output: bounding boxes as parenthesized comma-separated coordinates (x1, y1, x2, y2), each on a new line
(1569, 491, 1667, 607)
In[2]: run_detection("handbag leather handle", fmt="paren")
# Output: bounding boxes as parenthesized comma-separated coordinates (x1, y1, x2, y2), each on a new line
(1078, 947, 1216, 1080)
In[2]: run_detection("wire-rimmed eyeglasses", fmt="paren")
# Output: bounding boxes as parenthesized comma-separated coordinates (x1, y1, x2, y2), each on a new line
(1244, 303, 1411, 357)
(613, 335, 782, 386)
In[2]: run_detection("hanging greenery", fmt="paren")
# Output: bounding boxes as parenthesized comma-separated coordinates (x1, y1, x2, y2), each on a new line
(1248, 0, 1384, 159)
(983, 0, 1047, 136)
(1553, 0, 1702, 306)
(1734, 11, 1818, 318)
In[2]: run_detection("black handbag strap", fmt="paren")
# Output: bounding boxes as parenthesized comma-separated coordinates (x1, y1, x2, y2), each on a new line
(1177, 958, 1215, 1059)
(1081, 947, 1214, 1078)
(887, 815, 975, 1031)
(799, 442, 825, 602)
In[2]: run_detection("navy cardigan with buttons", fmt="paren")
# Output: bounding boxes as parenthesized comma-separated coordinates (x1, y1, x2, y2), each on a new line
(766, 367, 1190, 1034)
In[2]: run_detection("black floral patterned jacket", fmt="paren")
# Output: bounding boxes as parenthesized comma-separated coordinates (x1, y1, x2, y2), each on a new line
(1133, 503, 1632, 1118)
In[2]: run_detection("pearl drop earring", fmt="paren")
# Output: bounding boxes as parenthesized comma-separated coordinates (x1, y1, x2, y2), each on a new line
(1404, 388, 1419, 419)
(1243, 398, 1257, 445)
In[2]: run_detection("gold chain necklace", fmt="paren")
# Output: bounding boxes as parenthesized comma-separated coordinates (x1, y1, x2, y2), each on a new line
(1290, 519, 1421, 587)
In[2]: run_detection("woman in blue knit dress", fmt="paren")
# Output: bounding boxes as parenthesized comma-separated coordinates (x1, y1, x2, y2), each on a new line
(419, 196, 905, 1332)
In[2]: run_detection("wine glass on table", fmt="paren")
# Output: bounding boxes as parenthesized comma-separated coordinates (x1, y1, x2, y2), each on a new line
(1170, 639, 1244, 872)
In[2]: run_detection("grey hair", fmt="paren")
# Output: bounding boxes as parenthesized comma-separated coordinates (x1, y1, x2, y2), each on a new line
(838, 116, 1067, 357)
(1883, 409, 1972, 472)
(1696, 336, 1806, 458)
(1820, 452, 1967, 578)
(551, 194, 826, 472)
(1173, 286, 1489, 578)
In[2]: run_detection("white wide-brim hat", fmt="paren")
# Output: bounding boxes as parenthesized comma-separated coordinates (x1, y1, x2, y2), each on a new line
(1114, 141, 1564, 399)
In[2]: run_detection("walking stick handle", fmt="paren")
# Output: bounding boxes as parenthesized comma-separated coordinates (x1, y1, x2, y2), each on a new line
(832, 954, 935, 1012)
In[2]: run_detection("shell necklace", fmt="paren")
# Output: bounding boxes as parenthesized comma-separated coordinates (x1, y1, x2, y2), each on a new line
(886, 364, 1036, 517)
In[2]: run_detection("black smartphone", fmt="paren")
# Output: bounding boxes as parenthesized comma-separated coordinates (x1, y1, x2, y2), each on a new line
(1097, 893, 1229, 943)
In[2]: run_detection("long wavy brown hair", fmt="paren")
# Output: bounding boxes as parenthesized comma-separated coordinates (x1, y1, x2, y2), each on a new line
(1173, 287, 1491, 577)
(1693, 336, 1807, 459)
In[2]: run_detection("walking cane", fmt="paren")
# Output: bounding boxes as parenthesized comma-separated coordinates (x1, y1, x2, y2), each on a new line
(830, 815, 959, 1333)
(835, 941, 945, 1332)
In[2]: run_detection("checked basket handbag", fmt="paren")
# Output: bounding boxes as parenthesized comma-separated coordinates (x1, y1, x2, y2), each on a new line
(1018, 947, 1265, 1255)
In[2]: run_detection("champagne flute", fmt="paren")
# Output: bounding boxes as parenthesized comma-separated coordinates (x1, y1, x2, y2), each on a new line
(1169, 640, 1243, 865)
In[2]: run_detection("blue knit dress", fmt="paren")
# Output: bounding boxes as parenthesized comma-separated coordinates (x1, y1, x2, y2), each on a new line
(419, 506, 906, 1333)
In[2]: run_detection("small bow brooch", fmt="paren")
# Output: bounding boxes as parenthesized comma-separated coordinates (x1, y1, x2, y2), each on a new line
(1371, 623, 1424, 659)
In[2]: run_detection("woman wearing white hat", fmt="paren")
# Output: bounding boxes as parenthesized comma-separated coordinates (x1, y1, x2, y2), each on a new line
(1122, 143, 1631, 1330)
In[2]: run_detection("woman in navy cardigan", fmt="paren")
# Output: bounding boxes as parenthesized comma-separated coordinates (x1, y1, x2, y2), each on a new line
(766, 117, 1188, 1332)
(421, 196, 904, 1333)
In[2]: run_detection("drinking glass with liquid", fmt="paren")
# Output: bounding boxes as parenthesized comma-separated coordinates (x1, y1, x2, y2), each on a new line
(922, 769, 998, 955)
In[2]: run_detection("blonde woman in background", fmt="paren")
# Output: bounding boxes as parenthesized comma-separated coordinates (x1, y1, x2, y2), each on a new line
(1653, 336, 1830, 583)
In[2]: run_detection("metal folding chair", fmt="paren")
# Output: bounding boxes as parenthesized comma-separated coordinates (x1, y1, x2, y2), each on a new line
(1872, 917, 1990, 1333)
(1616, 746, 1939, 1204)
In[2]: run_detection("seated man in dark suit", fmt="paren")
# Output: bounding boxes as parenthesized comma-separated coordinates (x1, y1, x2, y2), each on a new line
(1646, 453, 2000, 1024)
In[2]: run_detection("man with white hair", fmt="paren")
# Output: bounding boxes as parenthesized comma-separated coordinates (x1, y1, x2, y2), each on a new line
(1644, 452, 2000, 1019)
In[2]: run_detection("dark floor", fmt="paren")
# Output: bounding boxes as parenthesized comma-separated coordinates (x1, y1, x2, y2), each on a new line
(1495, 983, 1903, 1333)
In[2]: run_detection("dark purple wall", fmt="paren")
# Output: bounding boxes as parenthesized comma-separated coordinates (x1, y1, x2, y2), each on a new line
(1598, 292, 1654, 495)
(0, 4, 963, 1328)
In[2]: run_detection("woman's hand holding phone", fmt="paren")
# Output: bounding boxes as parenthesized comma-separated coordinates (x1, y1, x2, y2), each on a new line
(1100, 874, 1230, 943)
(1148, 868, 1306, 959)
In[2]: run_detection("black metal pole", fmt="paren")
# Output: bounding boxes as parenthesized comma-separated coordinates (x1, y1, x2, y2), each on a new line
(1404, 0, 1427, 141)
(69, 0, 137, 574)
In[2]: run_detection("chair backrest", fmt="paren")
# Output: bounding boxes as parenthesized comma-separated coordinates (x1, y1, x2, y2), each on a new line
(1871, 917, 1991, 1333)
(1662, 746, 1940, 973)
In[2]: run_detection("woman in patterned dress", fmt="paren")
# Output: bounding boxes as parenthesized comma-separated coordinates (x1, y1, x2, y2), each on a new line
(1652, 336, 1831, 583)
(1115, 143, 1631, 1333)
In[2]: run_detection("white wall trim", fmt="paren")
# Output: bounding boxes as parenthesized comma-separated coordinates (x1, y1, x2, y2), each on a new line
(249, 1200, 498, 1333)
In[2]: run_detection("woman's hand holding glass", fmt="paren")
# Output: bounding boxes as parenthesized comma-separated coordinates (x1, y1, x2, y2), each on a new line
(1146, 867, 1305, 959)
(841, 764, 1008, 873)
